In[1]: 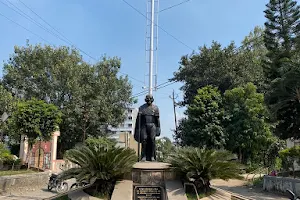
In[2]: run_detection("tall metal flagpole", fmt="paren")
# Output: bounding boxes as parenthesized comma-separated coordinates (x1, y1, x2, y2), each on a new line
(148, 0, 155, 95)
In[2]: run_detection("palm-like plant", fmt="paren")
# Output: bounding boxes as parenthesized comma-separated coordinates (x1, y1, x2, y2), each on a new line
(168, 147, 243, 193)
(59, 143, 137, 196)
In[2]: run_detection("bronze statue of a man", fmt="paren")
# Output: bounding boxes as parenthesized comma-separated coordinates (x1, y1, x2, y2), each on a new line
(134, 94, 160, 161)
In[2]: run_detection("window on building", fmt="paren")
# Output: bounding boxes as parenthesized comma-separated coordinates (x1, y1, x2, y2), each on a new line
(128, 116, 132, 120)
(128, 109, 132, 113)
(128, 124, 132, 128)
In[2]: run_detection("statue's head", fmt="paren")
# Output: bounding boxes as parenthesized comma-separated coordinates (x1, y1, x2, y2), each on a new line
(145, 94, 154, 105)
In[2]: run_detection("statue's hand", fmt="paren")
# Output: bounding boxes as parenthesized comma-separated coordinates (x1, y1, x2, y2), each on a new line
(156, 127, 161, 136)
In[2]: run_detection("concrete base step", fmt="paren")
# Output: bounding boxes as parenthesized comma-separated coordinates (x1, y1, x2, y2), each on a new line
(110, 180, 133, 200)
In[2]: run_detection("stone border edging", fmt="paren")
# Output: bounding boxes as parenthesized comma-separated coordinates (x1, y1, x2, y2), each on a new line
(0, 171, 50, 179)
(211, 186, 254, 200)
(0, 171, 51, 195)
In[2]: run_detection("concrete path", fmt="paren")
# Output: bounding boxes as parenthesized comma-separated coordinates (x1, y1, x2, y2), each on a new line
(0, 188, 55, 200)
(211, 179, 289, 200)
(165, 180, 188, 200)
(111, 180, 133, 200)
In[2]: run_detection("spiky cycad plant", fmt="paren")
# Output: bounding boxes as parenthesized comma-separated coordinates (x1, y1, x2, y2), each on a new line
(59, 144, 137, 197)
(168, 147, 243, 193)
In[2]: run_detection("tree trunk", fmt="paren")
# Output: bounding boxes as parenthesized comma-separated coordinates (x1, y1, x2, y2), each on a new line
(292, 163, 295, 178)
(239, 147, 242, 162)
(27, 145, 32, 170)
(82, 105, 88, 142)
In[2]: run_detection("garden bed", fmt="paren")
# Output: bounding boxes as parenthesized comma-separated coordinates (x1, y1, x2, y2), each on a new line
(84, 181, 116, 200)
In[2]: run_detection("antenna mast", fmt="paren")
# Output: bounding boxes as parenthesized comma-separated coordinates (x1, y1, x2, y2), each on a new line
(145, 0, 159, 95)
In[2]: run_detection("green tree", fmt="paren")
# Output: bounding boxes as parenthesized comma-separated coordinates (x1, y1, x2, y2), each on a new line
(60, 144, 137, 197)
(175, 86, 226, 149)
(279, 146, 300, 178)
(224, 83, 272, 163)
(0, 85, 14, 117)
(2, 43, 134, 156)
(267, 66, 300, 139)
(265, 139, 285, 169)
(2, 42, 83, 102)
(171, 42, 239, 105)
(263, 0, 300, 81)
(65, 57, 133, 142)
(172, 27, 266, 105)
(9, 99, 62, 167)
(168, 147, 243, 193)
(156, 137, 175, 162)
(0, 85, 15, 139)
(85, 136, 117, 149)
(240, 26, 268, 93)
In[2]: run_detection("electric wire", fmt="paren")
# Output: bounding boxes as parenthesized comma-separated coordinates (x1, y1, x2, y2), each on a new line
(132, 80, 176, 98)
(1, 0, 144, 84)
(159, 0, 190, 13)
(0, 11, 51, 44)
(121, 0, 194, 51)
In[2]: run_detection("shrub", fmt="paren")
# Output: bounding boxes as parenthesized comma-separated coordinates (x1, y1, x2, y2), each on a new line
(168, 147, 243, 193)
(59, 144, 137, 198)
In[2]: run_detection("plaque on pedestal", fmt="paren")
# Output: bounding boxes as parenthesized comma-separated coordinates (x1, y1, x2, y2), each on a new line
(134, 186, 164, 200)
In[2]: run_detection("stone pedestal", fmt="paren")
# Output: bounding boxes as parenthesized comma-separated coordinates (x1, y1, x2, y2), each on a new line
(132, 162, 177, 200)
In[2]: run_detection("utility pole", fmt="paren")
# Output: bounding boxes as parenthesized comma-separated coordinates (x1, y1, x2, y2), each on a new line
(145, 0, 159, 95)
(148, 0, 155, 95)
(169, 90, 178, 134)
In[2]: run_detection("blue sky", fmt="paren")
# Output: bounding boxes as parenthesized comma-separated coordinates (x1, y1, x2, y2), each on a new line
(0, 0, 269, 140)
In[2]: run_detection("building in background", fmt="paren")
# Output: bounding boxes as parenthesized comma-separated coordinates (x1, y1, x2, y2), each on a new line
(108, 107, 139, 154)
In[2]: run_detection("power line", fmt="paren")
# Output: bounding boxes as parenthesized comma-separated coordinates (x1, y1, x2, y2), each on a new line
(17, 0, 74, 45)
(2, 0, 96, 61)
(1, 0, 175, 98)
(1, 0, 144, 84)
(121, 0, 194, 51)
(132, 80, 176, 98)
(159, 0, 190, 13)
(0, 12, 51, 44)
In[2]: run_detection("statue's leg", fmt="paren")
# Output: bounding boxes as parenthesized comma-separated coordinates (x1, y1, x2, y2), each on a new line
(140, 126, 147, 161)
(145, 125, 152, 161)
(149, 124, 157, 161)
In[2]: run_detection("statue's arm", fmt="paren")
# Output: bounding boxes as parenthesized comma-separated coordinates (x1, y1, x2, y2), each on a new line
(134, 110, 141, 131)
(155, 115, 160, 128)
(155, 107, 161, 136)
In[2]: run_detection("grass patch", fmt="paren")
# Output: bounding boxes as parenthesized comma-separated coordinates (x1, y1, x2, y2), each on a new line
(0, 169, 35, 176)
(186, 188, 216, 200)
(246, 176, 264, 188)
(253, 176, 263, 186)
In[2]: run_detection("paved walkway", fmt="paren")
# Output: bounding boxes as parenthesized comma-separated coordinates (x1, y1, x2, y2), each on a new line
(211, 179, 289, 200)
(0, 185, 56, 200)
